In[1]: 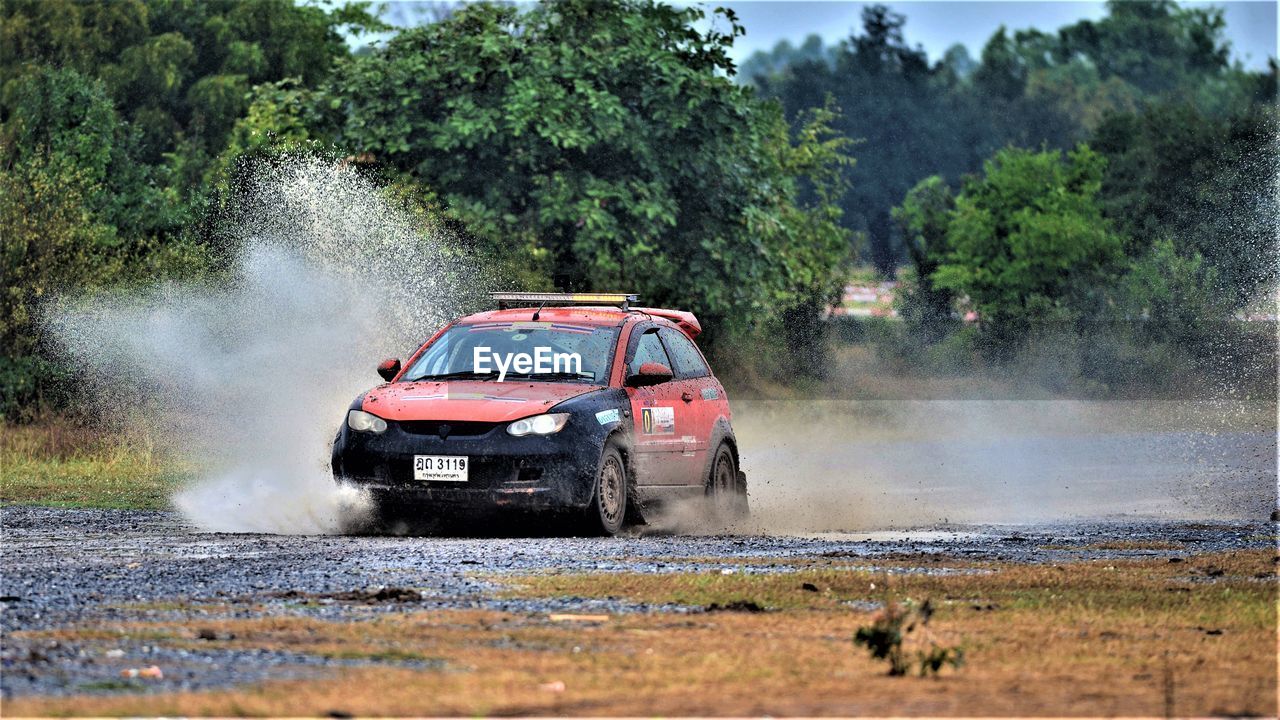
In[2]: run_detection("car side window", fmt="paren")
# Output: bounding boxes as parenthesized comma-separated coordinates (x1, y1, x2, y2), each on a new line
(628, 329, 672, 377)
(659, 328, 711, 379)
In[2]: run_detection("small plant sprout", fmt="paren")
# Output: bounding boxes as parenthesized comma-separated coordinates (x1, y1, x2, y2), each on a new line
(853, 599, 964, 677)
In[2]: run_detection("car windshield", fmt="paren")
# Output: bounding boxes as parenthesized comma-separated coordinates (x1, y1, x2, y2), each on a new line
(401, 322, 620, 384)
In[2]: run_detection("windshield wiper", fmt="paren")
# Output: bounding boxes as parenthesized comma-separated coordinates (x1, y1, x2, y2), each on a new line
(406, 370, 500, 382)
(502, 371, 597, 382)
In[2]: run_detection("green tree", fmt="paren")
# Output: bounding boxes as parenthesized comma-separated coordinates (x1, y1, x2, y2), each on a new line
(973, 27, 1025, 103)
(931, 146, 1124, 351)
(239, 0, 851, 344)
(753, 5, 998, 274)
(751, 1, 1272, 275)
(1091, 102, 1278, 308)
(892, 176, 955, 342)
(0, 67, 202, 417)
(1053, 0, 1231, 96)
(0, 1, 380, 416)
(1, 0, 378, 188)
(1, 70, 117, 353)
(995, 1, 1262, 130)
(1117, 237, 1227, 346)
(739, 34, 832, 83)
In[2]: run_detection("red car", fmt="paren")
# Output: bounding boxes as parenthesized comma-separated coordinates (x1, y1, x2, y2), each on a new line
(332, 293, 748, 535)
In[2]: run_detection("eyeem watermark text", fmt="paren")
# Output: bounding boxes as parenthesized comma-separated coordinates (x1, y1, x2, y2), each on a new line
(473, 346, 582, 381)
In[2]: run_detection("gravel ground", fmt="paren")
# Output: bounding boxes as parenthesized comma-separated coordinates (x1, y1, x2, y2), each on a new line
(1, 505, 1273, 698)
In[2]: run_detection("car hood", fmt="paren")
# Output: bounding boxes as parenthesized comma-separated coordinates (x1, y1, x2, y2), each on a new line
(360, 380, 603, 423)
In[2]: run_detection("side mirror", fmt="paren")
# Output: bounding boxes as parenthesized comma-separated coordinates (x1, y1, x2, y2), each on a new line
(626, 362, 674, 387)
(377, 358, 401, 382)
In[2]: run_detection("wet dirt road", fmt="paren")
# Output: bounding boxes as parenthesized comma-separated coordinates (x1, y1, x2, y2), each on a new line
(1, 505, 1273, 698)
(733, 401, 1277, 530)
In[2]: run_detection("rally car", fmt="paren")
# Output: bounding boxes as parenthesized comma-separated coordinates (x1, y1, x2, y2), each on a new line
(331, 292, 748, 535)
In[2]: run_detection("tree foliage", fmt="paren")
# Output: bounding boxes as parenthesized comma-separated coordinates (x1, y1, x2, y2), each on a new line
(892, 176, 955, 342)
(1, 0, 378, 187)
(750, 1, 1272, 275)
(930, 146, 1124, 347)
(1092, 102, 1278, 308)
(0, 0, 376, 417)
(753, 5, 998, 274)
(1, 0, 1274, 412)
(2, 68, 142, 356)
(0, 67, 204, 417)
(243, 0, 852, 341)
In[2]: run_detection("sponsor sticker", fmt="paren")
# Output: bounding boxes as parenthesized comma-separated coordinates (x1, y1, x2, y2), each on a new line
(640, 406, 675, 435)
(595, 408, 621, 425)
(701, 387, 719, 400)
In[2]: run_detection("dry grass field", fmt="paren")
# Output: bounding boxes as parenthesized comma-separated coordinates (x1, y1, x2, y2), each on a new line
(7, 549, 1274, 717)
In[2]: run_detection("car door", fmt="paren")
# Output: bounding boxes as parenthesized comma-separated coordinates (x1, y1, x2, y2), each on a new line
(624, 325, 695, 486)
(658, 327, 719, 484)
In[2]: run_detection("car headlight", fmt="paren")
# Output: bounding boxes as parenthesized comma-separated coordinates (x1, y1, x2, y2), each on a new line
(347, 409, 388, 433)
(507, 413, 570, 437)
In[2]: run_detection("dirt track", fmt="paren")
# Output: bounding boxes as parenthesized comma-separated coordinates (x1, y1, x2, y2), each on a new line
(1, 505, 1273, 700)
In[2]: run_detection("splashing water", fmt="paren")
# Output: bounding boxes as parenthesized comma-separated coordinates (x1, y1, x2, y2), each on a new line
(48, 157, 491, 533)
(43, 156, 1276, 537)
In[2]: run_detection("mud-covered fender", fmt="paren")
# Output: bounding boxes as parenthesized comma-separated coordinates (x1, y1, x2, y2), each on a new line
(547, 386, 633, 460)
(548, 387, 644, 516)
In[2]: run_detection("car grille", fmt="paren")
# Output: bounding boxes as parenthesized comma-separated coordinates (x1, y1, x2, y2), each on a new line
(395, 420, 502, 437)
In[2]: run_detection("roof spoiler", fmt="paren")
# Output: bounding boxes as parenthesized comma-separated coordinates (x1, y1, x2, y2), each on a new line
(636, 307, 701, 338)
(491, 292, 637, 310)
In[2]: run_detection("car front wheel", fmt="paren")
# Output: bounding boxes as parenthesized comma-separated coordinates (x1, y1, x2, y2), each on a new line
(583, 442, 628, 536)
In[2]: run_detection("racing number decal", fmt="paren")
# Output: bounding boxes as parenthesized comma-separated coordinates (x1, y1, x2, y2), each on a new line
(641, 407, 675, 435)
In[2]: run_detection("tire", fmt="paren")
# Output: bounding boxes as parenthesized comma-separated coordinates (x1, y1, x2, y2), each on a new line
(583, 442, 628, 536)
(707, 443, 749, 523)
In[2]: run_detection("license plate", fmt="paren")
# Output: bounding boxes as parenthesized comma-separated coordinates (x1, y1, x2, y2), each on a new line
(413, 455, 468, 482)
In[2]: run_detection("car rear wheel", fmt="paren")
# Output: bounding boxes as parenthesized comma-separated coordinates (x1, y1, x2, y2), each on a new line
(708, 443, 749, 523)
(583, 443, 628, 536)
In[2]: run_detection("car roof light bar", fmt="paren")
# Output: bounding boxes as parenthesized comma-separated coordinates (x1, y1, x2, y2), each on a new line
(491, 292, 638, 310)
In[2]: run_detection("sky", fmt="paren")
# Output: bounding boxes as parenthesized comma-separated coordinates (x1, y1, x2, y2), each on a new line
(710, 1, 1277, 70)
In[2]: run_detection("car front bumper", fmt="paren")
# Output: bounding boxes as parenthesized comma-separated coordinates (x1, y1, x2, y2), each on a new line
(331, 417, 605, 511)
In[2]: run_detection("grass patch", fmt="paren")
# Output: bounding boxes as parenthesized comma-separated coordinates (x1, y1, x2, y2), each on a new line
(504, 551, 1275, 619)
(0, 420, 191, 509)
(325, 648, 446, 664)
(9, 550, 1275, 717)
